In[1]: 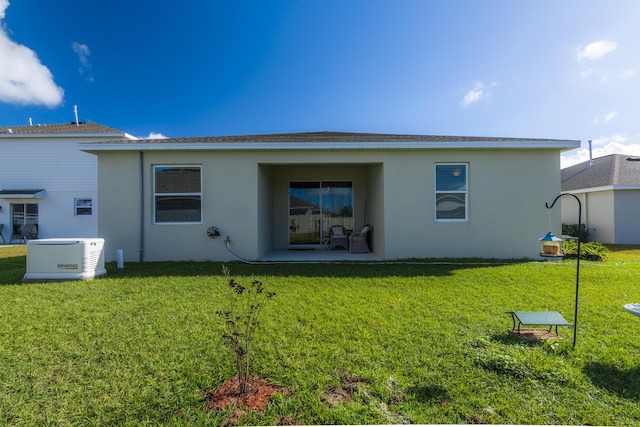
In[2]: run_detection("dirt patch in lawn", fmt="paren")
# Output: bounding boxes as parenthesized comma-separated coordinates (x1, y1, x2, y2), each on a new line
(321, 370, 369, 408)
(205, 375, 289, 412)
(508, 328, 561, 341)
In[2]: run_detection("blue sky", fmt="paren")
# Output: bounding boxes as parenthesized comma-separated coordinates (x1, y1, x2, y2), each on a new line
(1, 1, 639, 166)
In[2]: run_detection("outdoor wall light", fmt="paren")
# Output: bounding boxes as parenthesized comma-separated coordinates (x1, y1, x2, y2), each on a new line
(207, 226, 221, 238)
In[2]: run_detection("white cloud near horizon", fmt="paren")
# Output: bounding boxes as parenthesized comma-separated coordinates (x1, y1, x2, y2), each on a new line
(594, 111, 617, 124)
(0, 1, 64, 107)
(561, 134, 640, 168)
(146, 132, 168, 139)
(576, 40, 617, 61)
(72, 42, 94, 82)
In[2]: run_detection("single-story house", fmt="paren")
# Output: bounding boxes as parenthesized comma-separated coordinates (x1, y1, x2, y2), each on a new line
(80, 131, 580, 262)
(561, 154, 640, 244)
(0, 122, 135, 243)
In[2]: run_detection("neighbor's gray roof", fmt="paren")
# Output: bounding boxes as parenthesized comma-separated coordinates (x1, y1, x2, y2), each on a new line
(0, 122, 126, 136)
(562, 154, 640, 191)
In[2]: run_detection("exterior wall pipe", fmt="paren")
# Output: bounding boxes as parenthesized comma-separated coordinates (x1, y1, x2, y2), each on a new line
(140, 151, 145, 262)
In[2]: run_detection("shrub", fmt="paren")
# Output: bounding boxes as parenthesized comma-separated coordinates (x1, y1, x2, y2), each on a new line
(215, 265, 276, 394)
(562, 223, 589, 242)
(562, 240, 608, 261)
(582, 241, 609, 261)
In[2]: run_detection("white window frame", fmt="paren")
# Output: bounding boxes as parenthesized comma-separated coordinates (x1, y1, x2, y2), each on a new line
(74, 198, 93, 216)
(153, 165, 202, 224)
(435, 163, 468, 222)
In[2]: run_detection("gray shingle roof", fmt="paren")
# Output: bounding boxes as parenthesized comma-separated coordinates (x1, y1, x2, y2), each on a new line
(81, 130, 579, 152)
(561, 154, 640, 191)
(118, 131, 572, 144)
(0, 122, 125, 135)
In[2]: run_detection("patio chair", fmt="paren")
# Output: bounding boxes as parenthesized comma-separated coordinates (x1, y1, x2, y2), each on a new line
(329, 225, 349, 250)
(0, 224, 5, 243)
(349, 224, 372, 253)
(11, 223, 37, 243)
(23, 223, 38, 240)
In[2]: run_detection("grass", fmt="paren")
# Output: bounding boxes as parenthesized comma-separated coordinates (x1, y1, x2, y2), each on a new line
(1, 245, 640, 425)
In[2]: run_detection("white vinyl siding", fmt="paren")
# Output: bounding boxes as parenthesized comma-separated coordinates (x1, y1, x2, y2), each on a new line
(0, 138, 100, 238)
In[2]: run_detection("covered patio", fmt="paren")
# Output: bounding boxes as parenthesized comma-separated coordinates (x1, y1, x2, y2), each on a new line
(257, 162, 384, 260)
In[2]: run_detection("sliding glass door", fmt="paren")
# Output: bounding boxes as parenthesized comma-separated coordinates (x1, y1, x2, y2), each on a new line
(11, 203, 38, 238)
(289, 181, 353, 246)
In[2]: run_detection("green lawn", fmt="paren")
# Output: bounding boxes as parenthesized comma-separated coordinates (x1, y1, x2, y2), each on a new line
(1, 245, 640, 425)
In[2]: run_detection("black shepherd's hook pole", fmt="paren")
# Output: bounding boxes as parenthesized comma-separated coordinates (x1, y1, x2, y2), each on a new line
(545, 193, 582, 348)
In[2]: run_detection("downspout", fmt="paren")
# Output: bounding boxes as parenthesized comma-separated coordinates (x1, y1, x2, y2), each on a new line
(139, 151, 145, 262)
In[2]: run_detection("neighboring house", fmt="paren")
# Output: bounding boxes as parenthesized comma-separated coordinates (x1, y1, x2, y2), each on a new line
(561, 154, 640, 244)
(81, 131, 579, 262)
(0, 122, 135, 242)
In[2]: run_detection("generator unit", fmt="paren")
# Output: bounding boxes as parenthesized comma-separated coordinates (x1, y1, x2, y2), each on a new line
(23, 238, 106, 282)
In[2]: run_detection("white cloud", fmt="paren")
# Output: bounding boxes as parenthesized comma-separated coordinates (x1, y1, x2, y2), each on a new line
(576, 40, 617, 61)
(72, 42, 94, 82)
(0, 2, 64, 106)
(593, 111, 617, 124)
(146, 132, 168, 139)
(72, 42, 90, 67)
(561, 134, 640, 168)
(460, 81, 485, 108)
(0, 0, 8, 20)
(599, 68, 636, 85)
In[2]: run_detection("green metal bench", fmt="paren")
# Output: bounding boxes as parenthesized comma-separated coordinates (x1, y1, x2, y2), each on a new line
(508, 311, 570, 336)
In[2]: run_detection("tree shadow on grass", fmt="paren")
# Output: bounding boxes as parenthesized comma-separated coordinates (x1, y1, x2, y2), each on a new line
(489, 331, 548, 347)
(406, 384, 450, 404)
(0, 255, 26, 285)
(584, 362, 640, 400)
(101, 258, 534, 280)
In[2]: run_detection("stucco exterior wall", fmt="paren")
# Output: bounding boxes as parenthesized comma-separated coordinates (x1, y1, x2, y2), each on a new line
(381, 149, 560, 259)
(614, 190, 640, 244)
(561, 189, 640, 244)
(95, 148, 563, 262)
(587, 191, 615, 243)
(97, 152, 143, 262)
(562, 191, 615, 243)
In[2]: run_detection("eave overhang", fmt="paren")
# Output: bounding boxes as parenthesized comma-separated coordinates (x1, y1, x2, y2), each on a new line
(0, 189, 45, 199)
(80, 139, 581, 153)
(0, 133, 134, 139)
(562, 184, 640, 194)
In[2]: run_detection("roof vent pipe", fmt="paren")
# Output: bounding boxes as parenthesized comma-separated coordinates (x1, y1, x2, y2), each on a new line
(28, 118, 33, 126)
(588, 140, 593, 167)
(73, 105, 79, 126)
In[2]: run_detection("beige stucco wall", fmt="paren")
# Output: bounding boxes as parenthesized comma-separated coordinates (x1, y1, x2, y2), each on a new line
(562, 191, 615, 243)
(96, 148, 563, 262)
(97, 152, 142, 262)
(561, 189, 640, 244)
(382, 149, 560, 259)
(614, 190, 640, 244)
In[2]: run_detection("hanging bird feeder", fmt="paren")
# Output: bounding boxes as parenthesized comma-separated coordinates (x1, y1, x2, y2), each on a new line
(539, 231, 563, 257)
